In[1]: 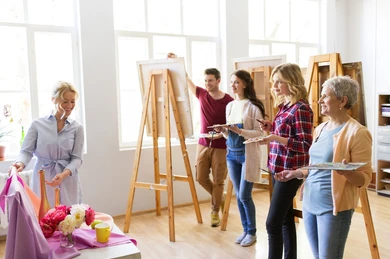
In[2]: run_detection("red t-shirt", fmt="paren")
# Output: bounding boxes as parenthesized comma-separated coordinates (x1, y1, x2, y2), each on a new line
(196, 87, 234, 149)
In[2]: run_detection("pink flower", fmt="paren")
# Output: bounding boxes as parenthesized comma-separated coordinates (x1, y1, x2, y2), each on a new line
(40, 222, 55, 238)
(39, 203, 95, 238)
(50, 209, 67, 226)
(85, 207, 95, 226)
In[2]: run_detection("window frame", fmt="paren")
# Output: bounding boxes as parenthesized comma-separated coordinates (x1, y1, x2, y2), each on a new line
(114, 0, 221, 149)
(0, 1, 84, 158)
(248, 0, 322, 66)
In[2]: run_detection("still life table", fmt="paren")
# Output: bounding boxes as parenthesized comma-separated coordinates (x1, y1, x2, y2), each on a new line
(47, 213, 141, 259)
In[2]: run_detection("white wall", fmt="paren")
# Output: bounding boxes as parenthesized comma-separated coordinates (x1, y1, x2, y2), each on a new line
(336, 0, 390, 170)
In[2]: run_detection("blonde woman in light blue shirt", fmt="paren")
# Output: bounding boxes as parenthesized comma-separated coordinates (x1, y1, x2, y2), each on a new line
(12, 81, 84, 207)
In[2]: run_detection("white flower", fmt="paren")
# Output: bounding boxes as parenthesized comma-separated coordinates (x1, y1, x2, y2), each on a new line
(70, 204, 86, 228)
(58, 215, 76, 235)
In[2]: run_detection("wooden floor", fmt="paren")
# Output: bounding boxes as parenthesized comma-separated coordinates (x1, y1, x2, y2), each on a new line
(0, 189, 389, 259)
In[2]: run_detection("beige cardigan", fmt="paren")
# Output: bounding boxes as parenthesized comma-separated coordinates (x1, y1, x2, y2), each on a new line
(304, 118, 372, 215)
(222, 100, 265, 183)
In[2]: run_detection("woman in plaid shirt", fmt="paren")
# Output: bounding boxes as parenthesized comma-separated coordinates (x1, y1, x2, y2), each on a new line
(258, 63, 313, 259)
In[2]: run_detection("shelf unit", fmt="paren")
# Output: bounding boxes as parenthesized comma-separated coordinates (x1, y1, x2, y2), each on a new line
(376, 94, 390, 196)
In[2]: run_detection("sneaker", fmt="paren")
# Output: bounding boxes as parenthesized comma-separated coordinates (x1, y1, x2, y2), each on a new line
(235, 232, 247, 244)
(210, 211, 220, 227)
(240, 234, 257, 247)
(220, 192, 227, 213)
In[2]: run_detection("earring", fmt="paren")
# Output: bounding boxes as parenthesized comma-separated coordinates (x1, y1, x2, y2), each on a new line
(339, 107, 342, 110)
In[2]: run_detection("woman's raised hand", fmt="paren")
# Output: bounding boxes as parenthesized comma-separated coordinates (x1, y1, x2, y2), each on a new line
(167, 52, 177, 58)
(274, 170, 301, 182)
(259, 119, 271, 132)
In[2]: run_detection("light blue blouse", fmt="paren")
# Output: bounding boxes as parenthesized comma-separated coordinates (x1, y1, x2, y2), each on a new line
(17, 114, 84, 207)
(303, 124, 344, 215)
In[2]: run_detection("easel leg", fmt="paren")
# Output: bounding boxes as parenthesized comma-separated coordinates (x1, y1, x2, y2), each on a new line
(167, 72, 202, 224)
(163, 70, 175, 242)
(123, 73, 153, 233)
(151, 77, 162, 216)
(220, 178, 234, 231)
(123, 171, 137, 233)
(360, 188, 380, 259)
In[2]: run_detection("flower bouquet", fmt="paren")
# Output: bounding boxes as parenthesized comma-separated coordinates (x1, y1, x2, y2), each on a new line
(39, 204, 95, 248)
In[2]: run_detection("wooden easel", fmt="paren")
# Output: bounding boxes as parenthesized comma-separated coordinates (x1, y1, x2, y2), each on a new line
(221, 66, 275, 231)
(123, 69, 202, 242)
(303, 53, 380, 259)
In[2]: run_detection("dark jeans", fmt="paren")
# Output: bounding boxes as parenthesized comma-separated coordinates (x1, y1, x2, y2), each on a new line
(266, 177, 302, 259)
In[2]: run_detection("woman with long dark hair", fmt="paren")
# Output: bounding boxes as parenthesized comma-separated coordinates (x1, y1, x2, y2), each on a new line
(217, 69, 265, 247)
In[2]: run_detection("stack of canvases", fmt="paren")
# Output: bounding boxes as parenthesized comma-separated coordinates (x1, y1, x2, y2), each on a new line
(0, 170, 32, 232)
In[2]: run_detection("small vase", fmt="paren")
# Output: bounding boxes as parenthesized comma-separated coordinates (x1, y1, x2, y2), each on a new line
(60, 232, 75, 248)
(38, 169, 51, 220)
(54, 188, 60, 207)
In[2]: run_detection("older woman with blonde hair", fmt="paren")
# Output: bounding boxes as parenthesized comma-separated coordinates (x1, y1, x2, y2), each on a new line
(258, 63, 313, 259)
(275, 76, 372, 259)
(11, 81, 84, 207)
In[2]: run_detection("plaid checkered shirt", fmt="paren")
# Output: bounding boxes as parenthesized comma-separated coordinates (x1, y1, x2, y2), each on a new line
(268, 100, 313, 174)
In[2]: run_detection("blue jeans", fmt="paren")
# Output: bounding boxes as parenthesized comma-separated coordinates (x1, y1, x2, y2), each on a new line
(226, 149, 256, 235)
(303, 207, 353, 259)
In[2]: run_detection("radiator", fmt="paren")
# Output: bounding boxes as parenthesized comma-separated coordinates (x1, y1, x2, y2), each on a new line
(0, 170, 33, 230)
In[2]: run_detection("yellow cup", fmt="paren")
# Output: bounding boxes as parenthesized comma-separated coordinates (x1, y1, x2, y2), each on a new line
(95, 222, 111, 243)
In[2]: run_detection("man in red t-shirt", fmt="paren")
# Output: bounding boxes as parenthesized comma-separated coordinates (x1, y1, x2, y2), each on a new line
(192, 68, 233, 227)
(168, 53, 234, 227)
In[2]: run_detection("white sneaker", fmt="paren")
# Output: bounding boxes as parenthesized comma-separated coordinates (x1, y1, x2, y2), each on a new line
(240, 234, 256, 247)
(235, 232, 247, 244)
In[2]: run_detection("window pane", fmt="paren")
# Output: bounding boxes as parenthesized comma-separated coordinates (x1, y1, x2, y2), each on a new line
(34, 32, 74, 115)
(299, 46, 319, 67)
(0, 93, 32, 154)
(248, 0, 265, 40)
(147, 0, 181, 34)
(118, 37, 149, 90)
(113, 0, 145, 31)
(183, 0, 218, 37)
(291, 0, 319, 43)
(272, 43, 296, 63)
(119, 91, 142, 143)
(0, 26, 29, 91)
(117, 37, 149, 142)
(153, 36, 186, 59)
(249, 44, 270, 57)
(191, 41, 217, 85)
(0, 0, 23, 23)
(265, 0, 289, 41)
(28, 0, 74, 26)
(191, 41, 217, 134)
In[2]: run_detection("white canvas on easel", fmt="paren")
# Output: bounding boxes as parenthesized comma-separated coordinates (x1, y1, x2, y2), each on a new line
(137, 57, 193, 138)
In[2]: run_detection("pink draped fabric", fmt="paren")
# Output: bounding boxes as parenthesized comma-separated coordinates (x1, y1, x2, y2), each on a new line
(3, 174, 51, 259)
(47, 228, 135, 250)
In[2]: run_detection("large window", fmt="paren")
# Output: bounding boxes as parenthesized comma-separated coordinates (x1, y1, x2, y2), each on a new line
(248, 0, 321, 66)
(114, 0, 220, 147)
(0, 0, 82, 157)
